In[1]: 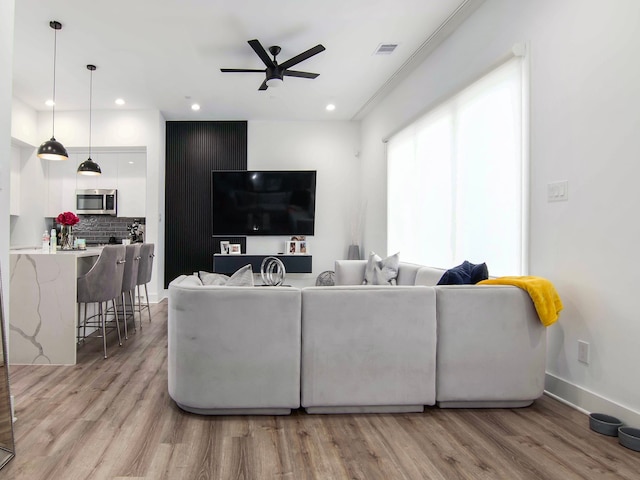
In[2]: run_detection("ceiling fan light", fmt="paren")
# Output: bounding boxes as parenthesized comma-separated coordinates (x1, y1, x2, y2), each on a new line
(37, 137, 68, 161)
(266, 77, 283, 88)
(77, 157, 102, 175)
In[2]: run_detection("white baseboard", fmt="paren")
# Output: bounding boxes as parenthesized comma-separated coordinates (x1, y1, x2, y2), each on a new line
(545, 373, 640, 426)
(148, 290, 168, 304)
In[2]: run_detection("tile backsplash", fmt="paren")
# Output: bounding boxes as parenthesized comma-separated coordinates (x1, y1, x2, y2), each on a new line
(49, 215, 145, 245)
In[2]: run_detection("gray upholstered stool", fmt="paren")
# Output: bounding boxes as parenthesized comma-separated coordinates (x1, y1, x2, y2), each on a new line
(135, 243, 155, 327)
(77, 245, 126, 359)
(118, 243, 141, 339)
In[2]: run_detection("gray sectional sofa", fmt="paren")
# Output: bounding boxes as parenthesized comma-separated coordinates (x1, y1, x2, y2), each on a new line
(167, 260, 546, 415)
(168, 274, 301, 415)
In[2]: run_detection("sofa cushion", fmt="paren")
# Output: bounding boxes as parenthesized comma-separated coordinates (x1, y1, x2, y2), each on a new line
(182, 274, 203, 286)
(437, 261, 488, 285)
(198, 264, 255, 287)
(363, 252, 400, 285)
(199, 271, 229, 286)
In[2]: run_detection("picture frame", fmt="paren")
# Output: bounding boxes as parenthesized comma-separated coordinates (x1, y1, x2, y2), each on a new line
(220, 240, 230, 254)
(286, 240, 298, 255)
(299, 241, 308, 254)
(229, 244, 241, 254)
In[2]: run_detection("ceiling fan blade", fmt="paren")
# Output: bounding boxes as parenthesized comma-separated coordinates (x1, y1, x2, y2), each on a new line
(283, 70, 319, 79)
(279, 44, 325, 70)
(220, 68, 266, 73)
(258, 80, 268, 91)
(248, 39, 275, 68)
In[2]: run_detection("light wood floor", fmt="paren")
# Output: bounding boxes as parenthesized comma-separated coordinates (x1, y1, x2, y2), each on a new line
(4, 300, 640, 479)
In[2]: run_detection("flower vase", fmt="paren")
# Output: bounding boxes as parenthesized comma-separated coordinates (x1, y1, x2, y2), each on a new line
(61, 226, 74, 250)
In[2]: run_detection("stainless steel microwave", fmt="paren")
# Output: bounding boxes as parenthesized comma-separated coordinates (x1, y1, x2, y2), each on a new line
(76, 189, 117, 215)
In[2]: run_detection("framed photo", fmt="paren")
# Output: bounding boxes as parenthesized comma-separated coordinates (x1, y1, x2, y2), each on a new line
(229, 244, 241, 254)
(290, 235, 306, 242)
(286, 240, 298, 255)
(299, 241, 308, 254)
(220, 240, 230, 254)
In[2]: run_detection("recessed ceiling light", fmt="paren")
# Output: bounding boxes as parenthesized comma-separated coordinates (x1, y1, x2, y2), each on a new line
(115, 98, 125, 105)
(326, 103, 336, 111)
(128, 161, 134, 165)
(45, 99, 55, 106)
(191, 103, 201, 111)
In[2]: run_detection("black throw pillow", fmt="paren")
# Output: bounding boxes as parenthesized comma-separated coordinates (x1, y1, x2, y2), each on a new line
(437, 261, 489, 285)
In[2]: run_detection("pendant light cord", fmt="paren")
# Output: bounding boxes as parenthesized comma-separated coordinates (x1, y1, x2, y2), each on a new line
(51, 26, 57, 138)
(89, 68, 93, 158)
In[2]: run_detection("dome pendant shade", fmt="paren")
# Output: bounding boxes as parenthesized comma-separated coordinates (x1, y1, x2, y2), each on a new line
(37, 137, 69, 160)
(77, 157, 102, 175)
(38, 20, 68, 161)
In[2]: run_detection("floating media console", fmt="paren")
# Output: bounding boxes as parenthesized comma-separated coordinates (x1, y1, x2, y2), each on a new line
(213, 254, 312, 274)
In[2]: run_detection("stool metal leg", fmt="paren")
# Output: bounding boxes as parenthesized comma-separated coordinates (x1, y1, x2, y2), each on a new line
(113, 298, 123, 347)
(128, 289, 137, 334)
(144, 284, 151, 322)
(100, 302, 107, 359)
(121, 293, 129, 340)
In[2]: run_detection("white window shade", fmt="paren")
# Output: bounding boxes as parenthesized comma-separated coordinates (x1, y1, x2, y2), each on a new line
(387, 56, 526, 276)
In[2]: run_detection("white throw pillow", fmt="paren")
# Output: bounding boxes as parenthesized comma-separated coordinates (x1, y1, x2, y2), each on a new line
(226, 264, 255, 287)
(181, 274, 203, 286)
(363, 252, 400, 285)
(199, 271, 230, 286)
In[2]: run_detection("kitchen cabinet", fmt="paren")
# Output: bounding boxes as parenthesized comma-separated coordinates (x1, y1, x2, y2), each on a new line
(115, 152, 146, 218)
(46, 152, 78, 217)
(75, 152, 117, 190)
(45, 149, 146, 219)
(10, 145, 21, 215)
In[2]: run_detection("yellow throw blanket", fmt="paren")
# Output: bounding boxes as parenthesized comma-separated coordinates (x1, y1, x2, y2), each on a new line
(477, 276, 563, 327)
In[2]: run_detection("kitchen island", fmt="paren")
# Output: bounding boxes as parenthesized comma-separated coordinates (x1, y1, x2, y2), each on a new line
(9, 247, 103, 365)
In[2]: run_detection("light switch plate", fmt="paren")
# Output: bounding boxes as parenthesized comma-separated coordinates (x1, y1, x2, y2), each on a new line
(548, 181, 568, 202)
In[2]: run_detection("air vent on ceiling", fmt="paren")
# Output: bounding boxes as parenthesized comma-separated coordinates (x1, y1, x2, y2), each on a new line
(374, 43, 398, 55)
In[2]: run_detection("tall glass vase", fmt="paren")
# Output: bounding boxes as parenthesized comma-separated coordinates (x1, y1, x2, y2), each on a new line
(61, 225, 74, 250)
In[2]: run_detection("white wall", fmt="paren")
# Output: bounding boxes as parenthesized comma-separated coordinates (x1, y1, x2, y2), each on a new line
(248, 121, 360, 285)
(0, 0, 15, 345)
(10, 107, 166, 302)
(360, 0, 640, 421)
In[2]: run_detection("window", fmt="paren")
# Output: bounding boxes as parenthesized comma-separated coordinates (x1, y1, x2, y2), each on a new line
(387, 56, 527, 275)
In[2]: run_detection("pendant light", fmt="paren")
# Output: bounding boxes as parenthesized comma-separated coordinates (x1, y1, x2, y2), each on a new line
(37, 21, 69, 161)
(77, 65, 101, 175)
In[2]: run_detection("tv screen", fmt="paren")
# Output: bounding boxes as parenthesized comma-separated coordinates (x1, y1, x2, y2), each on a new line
(212, 170, 316, 236)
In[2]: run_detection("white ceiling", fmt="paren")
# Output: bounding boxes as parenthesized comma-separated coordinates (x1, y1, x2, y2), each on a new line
(12, 0, 477, 121)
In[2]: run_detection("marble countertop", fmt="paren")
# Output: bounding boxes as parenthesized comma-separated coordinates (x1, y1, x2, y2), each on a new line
(10, 246, 103, 257)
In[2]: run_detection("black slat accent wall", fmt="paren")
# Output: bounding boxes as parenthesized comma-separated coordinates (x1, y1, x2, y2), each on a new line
(165, 121, 247, 287)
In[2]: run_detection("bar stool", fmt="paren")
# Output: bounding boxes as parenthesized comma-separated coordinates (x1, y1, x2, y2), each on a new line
(118, 244, 141, 339)
(135, 243, 155, 328)
(77, 245, 126, 359)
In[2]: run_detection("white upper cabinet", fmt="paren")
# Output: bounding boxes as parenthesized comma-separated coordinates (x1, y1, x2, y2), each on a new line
(46, 153, 79, 217)
(116, 152, 146, 218)
(75, 152, 118, 190)
(10, 145, 21, 215)
(45, 148, 146, 219)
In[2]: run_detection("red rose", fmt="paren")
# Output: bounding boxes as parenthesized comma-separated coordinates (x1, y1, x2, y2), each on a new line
(57, 211, 80, 226)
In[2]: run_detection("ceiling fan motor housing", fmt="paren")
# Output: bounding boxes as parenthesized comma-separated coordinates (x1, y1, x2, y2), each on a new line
(266, 66, 284, 81)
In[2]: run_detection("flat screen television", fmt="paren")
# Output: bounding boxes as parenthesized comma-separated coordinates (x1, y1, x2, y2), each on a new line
(212, 170, 316, 236)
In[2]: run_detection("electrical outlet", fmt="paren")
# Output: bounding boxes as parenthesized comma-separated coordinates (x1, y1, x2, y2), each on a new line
(578, 340, 590, 364)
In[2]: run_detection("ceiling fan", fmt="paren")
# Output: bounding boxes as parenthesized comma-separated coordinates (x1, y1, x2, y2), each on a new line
(221, 39, 326, 90)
